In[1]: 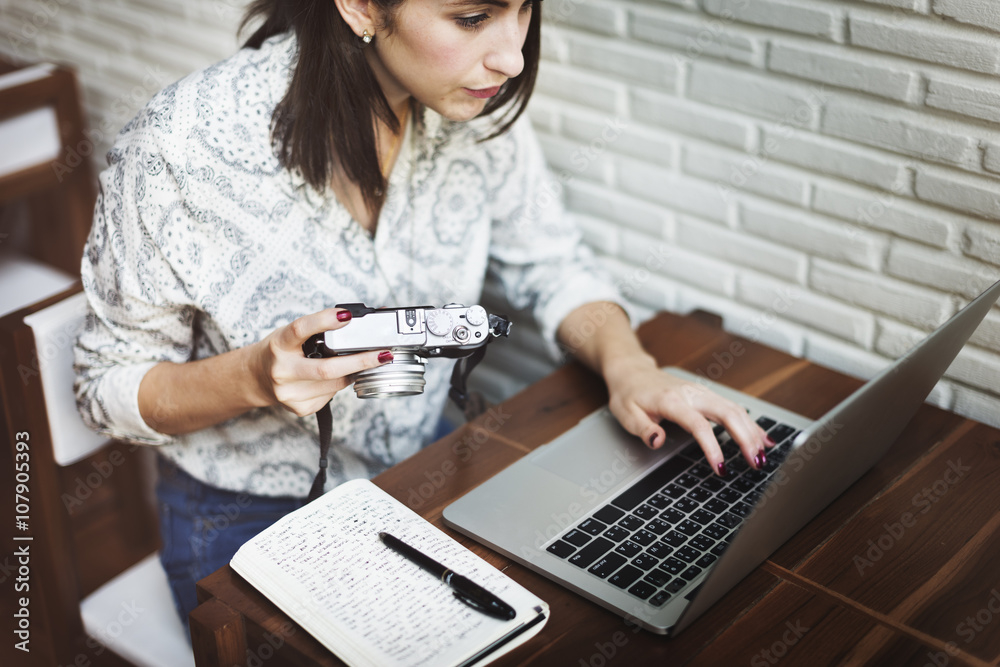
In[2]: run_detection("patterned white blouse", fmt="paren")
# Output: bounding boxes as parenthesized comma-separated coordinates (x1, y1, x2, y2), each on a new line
(74, 32, 624, 497)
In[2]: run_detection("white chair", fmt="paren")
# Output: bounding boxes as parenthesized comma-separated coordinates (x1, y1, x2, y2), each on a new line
(0, 286, 194, 667)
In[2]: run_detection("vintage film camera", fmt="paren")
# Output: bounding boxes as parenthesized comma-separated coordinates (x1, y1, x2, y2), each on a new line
(303, 303, 512, 400)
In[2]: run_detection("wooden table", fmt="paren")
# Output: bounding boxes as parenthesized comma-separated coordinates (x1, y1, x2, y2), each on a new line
(190, 311, 1000, 666)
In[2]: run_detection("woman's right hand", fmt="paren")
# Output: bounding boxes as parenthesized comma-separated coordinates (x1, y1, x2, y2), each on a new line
(250, 308, 393, 417)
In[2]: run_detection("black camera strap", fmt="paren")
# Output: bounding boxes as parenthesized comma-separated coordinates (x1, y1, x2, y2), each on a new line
(308, 399, 334, 503)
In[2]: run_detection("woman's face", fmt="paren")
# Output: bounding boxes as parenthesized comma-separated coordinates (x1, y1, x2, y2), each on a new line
(367, 0, 534, 121)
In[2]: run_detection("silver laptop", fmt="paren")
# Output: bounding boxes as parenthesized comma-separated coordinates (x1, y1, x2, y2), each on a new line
(443, 278, 1000, 634)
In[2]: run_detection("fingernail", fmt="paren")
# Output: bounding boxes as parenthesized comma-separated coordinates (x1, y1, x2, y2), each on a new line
(717, 462, 728, 477)
(765, 435, 777, 447)
(754, 450, 764, 469)
(648, 433, 658, 448)
(378, 350, 393, 363)
(337, 310, 352, 322)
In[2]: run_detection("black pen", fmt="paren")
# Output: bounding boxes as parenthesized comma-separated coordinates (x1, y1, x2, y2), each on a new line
(379, 531, 516, 621)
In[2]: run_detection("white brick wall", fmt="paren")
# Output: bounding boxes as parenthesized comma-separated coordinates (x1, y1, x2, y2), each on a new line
(2, 0, 998, 428)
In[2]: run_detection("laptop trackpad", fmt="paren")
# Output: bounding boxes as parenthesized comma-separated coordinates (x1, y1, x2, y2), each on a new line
(528, 408, 673, 489)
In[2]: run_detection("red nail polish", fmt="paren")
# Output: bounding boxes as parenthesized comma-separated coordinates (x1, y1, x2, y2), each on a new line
(378, 351, 393, 363)
(754, 451, 764, 469)
(337, 310, 352, 322)
(717, 462, 728, 477)
(765, 435, 777, 447)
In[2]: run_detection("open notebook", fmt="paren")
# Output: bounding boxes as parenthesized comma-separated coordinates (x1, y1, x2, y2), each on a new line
(231, 479, 549, 667)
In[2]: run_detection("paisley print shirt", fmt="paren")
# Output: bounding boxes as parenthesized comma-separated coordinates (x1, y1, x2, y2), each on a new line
(74, 32, 623, 497)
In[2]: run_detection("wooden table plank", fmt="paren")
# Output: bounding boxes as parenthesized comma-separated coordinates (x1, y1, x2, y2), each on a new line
(790, 422, 1000, 662)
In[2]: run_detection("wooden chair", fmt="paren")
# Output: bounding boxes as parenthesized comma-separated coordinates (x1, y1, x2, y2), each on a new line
(0, 58, 97, 316)
(0, 286, 194, 667)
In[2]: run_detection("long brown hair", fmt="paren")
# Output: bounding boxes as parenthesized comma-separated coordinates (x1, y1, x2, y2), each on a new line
(241, 0, 541, 214)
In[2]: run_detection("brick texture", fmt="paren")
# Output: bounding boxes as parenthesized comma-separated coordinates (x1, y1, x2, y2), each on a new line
(2, 0, 998, 422)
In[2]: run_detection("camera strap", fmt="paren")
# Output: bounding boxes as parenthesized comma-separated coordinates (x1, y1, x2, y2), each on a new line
(308, 399, 334, 503)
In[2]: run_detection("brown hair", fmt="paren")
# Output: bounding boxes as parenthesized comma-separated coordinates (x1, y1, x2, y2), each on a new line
(241, 0, 541, 214)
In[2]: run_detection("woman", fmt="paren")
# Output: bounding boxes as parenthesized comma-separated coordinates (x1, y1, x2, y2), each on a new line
(74, 0, 772, 628)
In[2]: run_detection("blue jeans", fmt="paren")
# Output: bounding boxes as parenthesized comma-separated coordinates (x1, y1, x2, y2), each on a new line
(155, 457, 305, 633)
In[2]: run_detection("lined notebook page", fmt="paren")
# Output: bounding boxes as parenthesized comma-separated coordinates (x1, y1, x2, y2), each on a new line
(231, 479, 546, 667)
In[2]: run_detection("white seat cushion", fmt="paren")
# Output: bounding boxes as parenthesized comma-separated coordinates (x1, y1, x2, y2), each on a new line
(21, 288, 106, 466)
(80, 553, 194, 667)
(0, 253, 76, 318)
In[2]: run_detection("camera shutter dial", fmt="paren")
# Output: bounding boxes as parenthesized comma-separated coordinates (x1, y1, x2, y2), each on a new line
(465, 305, 487, 326)
(425, 309, 454, 337)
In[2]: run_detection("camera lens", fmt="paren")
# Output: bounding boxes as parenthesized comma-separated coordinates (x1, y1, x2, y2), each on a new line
(353, 352, 426, 398)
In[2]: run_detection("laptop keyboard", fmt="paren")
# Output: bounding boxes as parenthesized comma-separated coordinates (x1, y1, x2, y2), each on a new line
(545, 416, 800, 608)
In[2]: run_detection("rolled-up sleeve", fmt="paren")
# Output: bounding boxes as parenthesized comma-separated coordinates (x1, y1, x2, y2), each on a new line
(487, 118, 633, 360)
(74, 122, 195, 445)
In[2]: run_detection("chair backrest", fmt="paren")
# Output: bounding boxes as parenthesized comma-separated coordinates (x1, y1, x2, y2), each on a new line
(0, 58, 96, 276)
(0, 286, 167, 666)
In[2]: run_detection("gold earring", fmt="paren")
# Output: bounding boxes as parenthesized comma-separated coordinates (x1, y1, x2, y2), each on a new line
(362, 29, 373, 44)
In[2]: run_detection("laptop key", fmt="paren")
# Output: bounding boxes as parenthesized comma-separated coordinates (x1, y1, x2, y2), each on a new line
(729, 478, 755, 493)
(689, 534, 714, 552)
(578, 518, 607, 536)
(644, 569, 671, 587)
(699, 476, 726, 492)
(593, 505, 626, 524)
(704, 499, 729, 514)
(696, 553, 717, 568)
(676, 474, 700, 489)
(631, 554, 659, 570)
(702, 523, 729, 541)
(645, 518, 670, 535)
(662, 530, 688, 547)
(730, 502, 752, 518)
(661, 484, 686, 499)
(647, 494, 670, 509)
(610, 456, 690, 511)
(632, 529, 658, 547)
(660, 558, 685, 576)
(618, 514, 645, 531)
(609, 565, 643, 589)
(717, 488, 742, 503)
(711, 542, 729, 556)
(628, 581, 657, 600)
(674, 498, 700, 513)
(756, 416, 776, 430)
(615, 540, 643, 558)
(649, 590, 672, 607)
(563, 529, 591, 547)
(603, 525, 631, 542)
(717, 512, 742, 529)
(546, 540, 576, 558)
(688, 487, 713, 503)
(633, 504, 658, 520)
(690, 509, 716, 525)
(770, 423, 796, 443)
(680, 565, 702, 581)
(660, 508, 685, 524)
(589, 553, 628, 579)
(676, 519, 702, 536)
(569, 537, 615, 568)
(646, 541, 673, 560)
(666, 578, 687, 593)
(675, 546, 700, 563)
(689, 464, 713, 479)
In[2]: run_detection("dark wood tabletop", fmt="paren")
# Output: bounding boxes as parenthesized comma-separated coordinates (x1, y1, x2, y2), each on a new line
(190, 310, 1000, 667)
